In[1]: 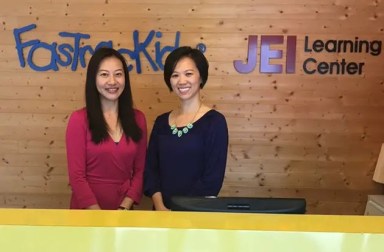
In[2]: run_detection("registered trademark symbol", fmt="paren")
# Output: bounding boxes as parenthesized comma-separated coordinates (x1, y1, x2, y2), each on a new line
(196, 43, 206, 53)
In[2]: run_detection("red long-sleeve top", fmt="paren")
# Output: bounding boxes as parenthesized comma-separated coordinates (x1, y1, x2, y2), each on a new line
(65, 108, 147, 209)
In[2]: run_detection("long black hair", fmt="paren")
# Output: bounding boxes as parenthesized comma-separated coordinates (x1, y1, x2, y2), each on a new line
(85, 47, 142, 144)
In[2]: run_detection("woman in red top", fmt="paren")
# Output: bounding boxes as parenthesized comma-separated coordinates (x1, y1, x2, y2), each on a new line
(66, 47, 147, 210)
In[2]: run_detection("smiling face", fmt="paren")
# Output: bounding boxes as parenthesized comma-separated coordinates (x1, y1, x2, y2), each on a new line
(96, 56, 125, 103)
(170, 57, 201, 101)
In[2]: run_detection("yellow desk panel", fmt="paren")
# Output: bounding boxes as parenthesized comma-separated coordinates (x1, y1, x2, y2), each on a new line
(0, 209, 383, 252)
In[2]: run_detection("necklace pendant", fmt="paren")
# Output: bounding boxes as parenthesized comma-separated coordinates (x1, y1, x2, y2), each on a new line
(172, 123, 194, 137)
(171, 103, 200, 138)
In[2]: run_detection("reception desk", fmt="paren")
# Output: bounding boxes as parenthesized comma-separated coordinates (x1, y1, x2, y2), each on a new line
(0, 208, 383, 252)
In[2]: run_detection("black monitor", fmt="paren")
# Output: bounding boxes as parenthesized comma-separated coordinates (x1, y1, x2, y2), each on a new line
(170, 196, 306, 214)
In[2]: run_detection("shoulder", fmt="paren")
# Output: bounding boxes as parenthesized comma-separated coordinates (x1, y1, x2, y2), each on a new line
(133, 109, 147, 129)
(154, 111, 171, 124)
(204, 110, 228, 140)
(133, 109, 146, 122)
(132, 109, 147, 131)
(66, 108, 87, 133)
(205, 109, 227, 124)
(68, 107, 87, 123)
(202, 110, 228, 136)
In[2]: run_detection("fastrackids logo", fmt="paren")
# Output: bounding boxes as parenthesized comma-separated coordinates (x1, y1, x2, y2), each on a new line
(13, 24, 181, 74)
(234, 35, 382, 75)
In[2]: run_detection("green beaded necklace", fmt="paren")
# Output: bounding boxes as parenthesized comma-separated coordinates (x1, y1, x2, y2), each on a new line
(170, 103, 202, 137)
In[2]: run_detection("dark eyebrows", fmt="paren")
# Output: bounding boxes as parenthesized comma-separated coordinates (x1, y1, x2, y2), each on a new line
(98, 68, 123, 73)
(173, 68, 195, 73)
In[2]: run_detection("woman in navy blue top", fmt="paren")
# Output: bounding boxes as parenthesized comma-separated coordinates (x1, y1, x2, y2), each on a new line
(144, 46, 229, 210)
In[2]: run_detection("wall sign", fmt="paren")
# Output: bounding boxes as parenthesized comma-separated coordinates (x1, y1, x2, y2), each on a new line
(234, 35, 382, 75)
(234, 35, 296, 74)
(13, 24, 382, 76)
(13, 24, 181, 73)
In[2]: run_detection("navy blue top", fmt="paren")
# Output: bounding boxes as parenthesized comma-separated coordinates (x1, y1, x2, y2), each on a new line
(144, 109, 229, 209)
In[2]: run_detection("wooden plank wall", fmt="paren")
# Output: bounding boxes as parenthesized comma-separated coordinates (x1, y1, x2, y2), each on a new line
(0, 0, 383, 214)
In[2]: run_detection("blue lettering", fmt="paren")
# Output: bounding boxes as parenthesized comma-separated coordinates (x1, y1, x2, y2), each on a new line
(28, 42, 58, 71)
(132, 30, 157, 73)
(118, 48, 135, 72)
(155, 31, 180, 70)
(13, 24, 184, 74)
(58, 32, 92, 70)
(13, 24, 39, 68)
(57, 44, 73, 66)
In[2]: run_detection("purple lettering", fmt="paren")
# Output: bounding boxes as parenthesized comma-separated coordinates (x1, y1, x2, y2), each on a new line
(260, 36, 283, 73)
(233, 35, 257, 74)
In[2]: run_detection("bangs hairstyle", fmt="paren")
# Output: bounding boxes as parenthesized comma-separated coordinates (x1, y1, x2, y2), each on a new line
(85, 47, 142, 144)
(163, 46, 209, 92)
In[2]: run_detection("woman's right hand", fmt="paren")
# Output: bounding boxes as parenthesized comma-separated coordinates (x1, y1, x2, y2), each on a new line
(87, 204, 101, 210)
(152, 192, 170, 211)
(155, 205, 170, 211)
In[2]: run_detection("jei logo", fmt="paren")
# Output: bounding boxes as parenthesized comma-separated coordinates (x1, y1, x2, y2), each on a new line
(234, 35, 297, 74)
